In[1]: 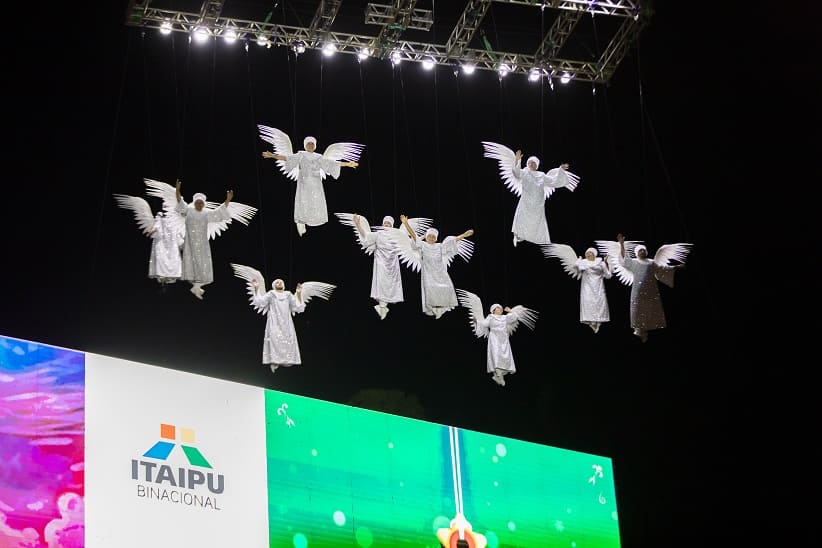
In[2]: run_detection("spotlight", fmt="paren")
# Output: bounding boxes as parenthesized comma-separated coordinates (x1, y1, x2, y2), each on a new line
(322, 43, 337, 57)
(422, 57, 435, 70)
(528, 68, 542, 82)
(461, 63, 476, 75)
(223, 29, 237, 44)
(560, 71, 572, 84)
(497, 63, 510, 77)
(193, 26, 209, 43)
(257, 35, 269, 47)
(160, 21, 172, 35)
(391, 50, 402, 65)
(357, 47, 371, 60)
(293, 41, 306, 54)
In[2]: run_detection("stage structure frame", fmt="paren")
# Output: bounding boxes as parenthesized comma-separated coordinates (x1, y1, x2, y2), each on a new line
(124, 0, 649, 84)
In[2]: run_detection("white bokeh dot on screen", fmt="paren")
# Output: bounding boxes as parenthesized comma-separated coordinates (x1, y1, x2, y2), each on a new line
(493, 481, 499, 487)
(495, 443, 507, 457)
(388, 442, 394, 449)
(492, 455, 499, 463)
(311, 448, 318, 457)
(507, 521, 516, 531)
(333, 510, 346, 526)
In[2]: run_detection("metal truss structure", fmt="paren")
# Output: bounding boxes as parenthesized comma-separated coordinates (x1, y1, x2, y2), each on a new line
(124, 0, 648, 84)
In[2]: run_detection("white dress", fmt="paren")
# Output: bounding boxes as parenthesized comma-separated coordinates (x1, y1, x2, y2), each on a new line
(283, 151, 342, 226)
(148, 214, 183, 283)
(252, 290, 306, 366)
(511, 164, 573, 244)
(363, 230, 403, 303)
(175, 201, 231, 285)
(478, 312, 520, 374)
(620, 257, 676, 331)
(415, 238, 459, 315)
(575, 257, 612, 323)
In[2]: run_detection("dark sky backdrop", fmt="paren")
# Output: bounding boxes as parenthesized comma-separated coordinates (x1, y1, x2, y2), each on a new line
(2, 1, 817, 546)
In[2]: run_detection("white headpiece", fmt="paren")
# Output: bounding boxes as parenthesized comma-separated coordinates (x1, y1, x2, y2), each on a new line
(303, 136, 317, 147)
(425, 228, 439, 239)
(272, 278, 284, 289)
(382, 215, 395, 226)
(490, 303, 502, 314)
(526, 156, 540, 169)
(585, 247, 597, 257)
(192, 192, 207, 203)
(634, 245, 647, 256)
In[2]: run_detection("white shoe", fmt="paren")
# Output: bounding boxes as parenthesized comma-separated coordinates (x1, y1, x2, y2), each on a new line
(379, 306, 389, 320)
(269, 364, 279, 374)
(296, 222, 306, 236)
(513, 235, 518, 247)
(588, 322, 597, 332)
(492, 374, 502, 386)
(190, 284, 204, 300)
(593, 322, 600, 334)
(432, 308, 445, 319)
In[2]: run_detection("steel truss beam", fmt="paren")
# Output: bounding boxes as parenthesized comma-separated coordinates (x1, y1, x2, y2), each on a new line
(308, 1, 343, 41)
(493, 0, 641, 19)
(445, 0, 493, 58)
(124, 1, 646, 84)
(364, 3, 433, 31)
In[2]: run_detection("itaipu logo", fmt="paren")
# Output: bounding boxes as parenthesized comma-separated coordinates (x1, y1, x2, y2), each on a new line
(131, 423, 224, 510)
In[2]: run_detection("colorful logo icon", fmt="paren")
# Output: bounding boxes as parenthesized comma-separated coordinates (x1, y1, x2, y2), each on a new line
(143, 423, 212, 468)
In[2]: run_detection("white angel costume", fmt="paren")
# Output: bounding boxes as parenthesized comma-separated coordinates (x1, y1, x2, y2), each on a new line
(482, 142, 580, 246)
(596, 240, 692, 342)
(113, 194, 185, 284)
(542, 244, 613, 332)
(456, 289, 538, 386)
(258, 126, 364, 234)
(335, 213, 432, 319)
(231, 264, 335, 372)
(392, 227, 474, 318)
(144, 179, 258, 299)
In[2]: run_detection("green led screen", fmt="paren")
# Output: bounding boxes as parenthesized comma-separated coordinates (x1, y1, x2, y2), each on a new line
(265, 390, 620, 548)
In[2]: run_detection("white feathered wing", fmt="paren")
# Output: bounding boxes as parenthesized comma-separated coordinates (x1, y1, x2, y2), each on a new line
(230, 263, 267, 314)
(334, 212, 372, 254)
(113, 194, 156, 236)
(482, 141, 522, 197)
(541, 243, 581, 280)
(298, 282, 336, 307)
(455, 289, 489, 338)
(595, 239, 644, 286)
(506, 305, 539, 335)
(321, 142, 365, 179)
(258, 125, 297, 181)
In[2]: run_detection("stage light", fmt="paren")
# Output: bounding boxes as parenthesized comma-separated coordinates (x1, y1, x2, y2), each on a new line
(498, 63, 510, 77)
(257, 35, 269, 47)
(391, 50, 402, 65)
(528, 68, 542, 82)
(223, 29, 237, 44)
(560, 71, 572, 84)
(461, 63, 476, 75)
(357, 47, 371, 60)
(422, 57, 435, 70)
(322, 43, 337, 57)
(160, 21, 172, 35)
(293, 41, 306, 54)
(193, 27, 209, 43)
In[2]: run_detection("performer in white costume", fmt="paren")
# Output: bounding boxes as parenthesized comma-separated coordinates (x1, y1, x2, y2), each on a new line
(482, 141, 579, 246)
(113, 193, 184, 285)
(542, 243, 613, 333)
(392, 215, 474, 319)
(143, 178, 258, 299)
(596, 234, 691, 342)
(258, 125, 363, 236)
(231, 264, 335, 373)
(455, 289, 538, 386)
(335, 212, 432, 319)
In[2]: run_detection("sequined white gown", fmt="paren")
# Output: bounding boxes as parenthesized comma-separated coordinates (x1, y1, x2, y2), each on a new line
(575, 257, 612, 323)
(478, 312, 520, 374)
(252, 290, 306, 366)
(148, 214, 183, 283)
(363, 230, 403, 303)
(284, 151, 342, 226)
(511, 164, 574, 244)
(415, 238, 459, 315)
(620, 257, 677, 331)
(175, 201, 231, 285)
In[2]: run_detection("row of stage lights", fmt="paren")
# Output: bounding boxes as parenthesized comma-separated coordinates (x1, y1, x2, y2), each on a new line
(159, 21, 574, 84)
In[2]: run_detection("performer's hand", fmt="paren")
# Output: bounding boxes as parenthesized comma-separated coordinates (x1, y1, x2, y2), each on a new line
(251, 279, 258, 288)
(515, 150, 522, 160)
(296, 283, 302, 293)
(400, 214, 408, 223)
(262, 151, 276, 159)
(560, 163, 570, 170)
(504, 307, 512, 313)
(617, 233, 624, 243)
(353, 214, 360, 223)
(176, 180, 182, 191)
(348, 161, 359, 168)
(464, 229, 474, 238)
(226, 190, 234, 203)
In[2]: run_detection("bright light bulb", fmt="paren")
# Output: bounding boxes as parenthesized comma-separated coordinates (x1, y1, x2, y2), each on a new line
(391, 51, 402, 65)
(560, 71, 572, 84)
(322, 43, 337, 57)
(528, 68, 542, 82)
(257, 35, 268, 47)
(193, 27, 209, 43)
(294, 41, 306, 54)
(422, 57, 435, 70)
(498, 64, 510, 77)
(461, 64, 476, 75)
(357, 47, 371, 60)
(160, 21, 172, 35)
(223, 29, 237, 44)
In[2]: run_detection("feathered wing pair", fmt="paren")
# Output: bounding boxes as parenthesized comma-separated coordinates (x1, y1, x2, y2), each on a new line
(482, 141, 580, 246)
(335, 213, 432, 319)
(258, 125, 364, 235)
(230, 263, 335, 372)
(594, 239, 693, 341)
(455, 289, 538, 386)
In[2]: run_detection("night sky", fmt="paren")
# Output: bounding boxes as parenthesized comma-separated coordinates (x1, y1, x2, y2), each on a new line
(3, 1, 815, 546)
